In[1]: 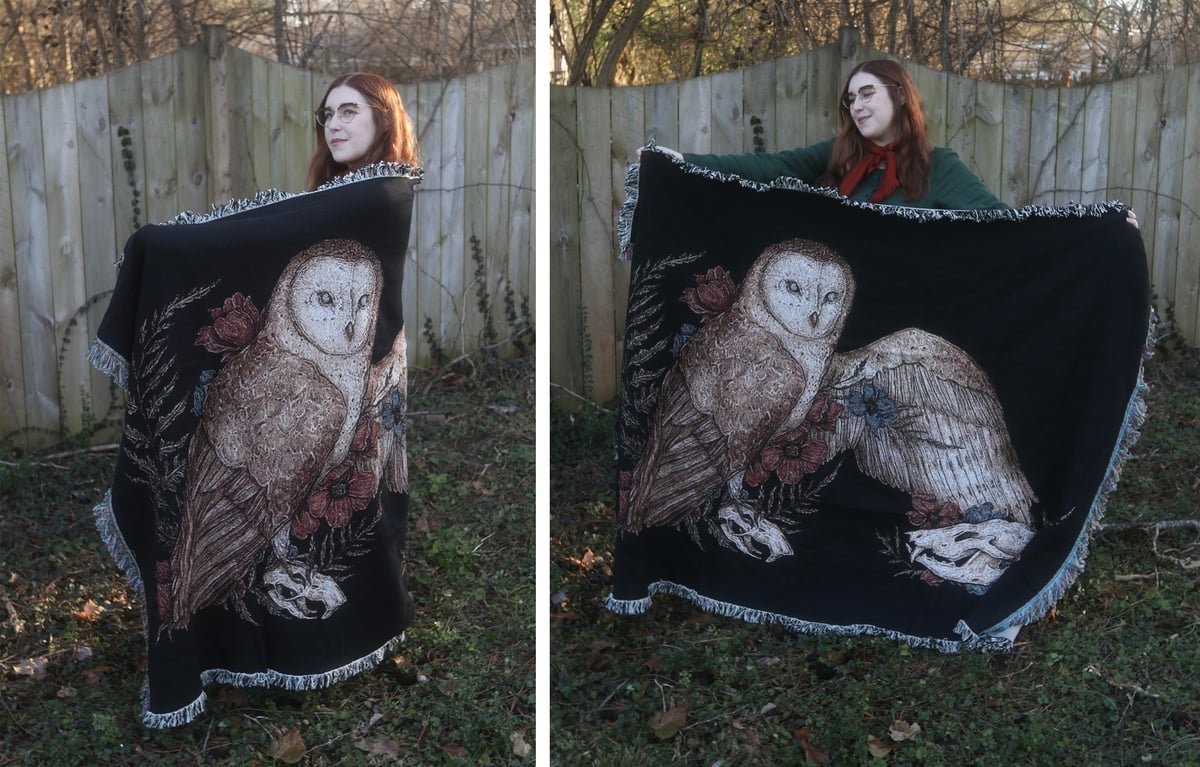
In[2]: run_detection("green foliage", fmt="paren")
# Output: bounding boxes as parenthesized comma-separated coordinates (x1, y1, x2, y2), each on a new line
(1, 362, 535, 765)
(550, 349, 1200, 765)
(117, 126, 141, 230)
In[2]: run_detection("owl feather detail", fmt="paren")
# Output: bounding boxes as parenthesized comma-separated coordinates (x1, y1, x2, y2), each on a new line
(167, 239, 394, 629)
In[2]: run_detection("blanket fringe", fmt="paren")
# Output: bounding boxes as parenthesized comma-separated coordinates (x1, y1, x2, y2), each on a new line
(618, 146, 1132, 260)
(87, 338, 130, 392)
(137, 634, 407, 728)
(607, 581, 1012, 653)
(166, 162, 423, 227)
(979, 314, 1156, 638)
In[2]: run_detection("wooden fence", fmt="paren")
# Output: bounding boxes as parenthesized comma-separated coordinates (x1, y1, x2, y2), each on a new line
(550, 29, 1200, 408)
(0, 25, 534, 446)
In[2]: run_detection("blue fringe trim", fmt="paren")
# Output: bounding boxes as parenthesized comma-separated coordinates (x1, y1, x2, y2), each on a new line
(606, 582, 1012, 653)
(87, 338, 130, 392)
(978, 315, 1156, 638)
(617, 146, 1131, 260)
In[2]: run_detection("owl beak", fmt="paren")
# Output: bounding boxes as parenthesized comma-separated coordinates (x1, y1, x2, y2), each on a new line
(808, 311, 820, 328)
(344, 322, 355, 342)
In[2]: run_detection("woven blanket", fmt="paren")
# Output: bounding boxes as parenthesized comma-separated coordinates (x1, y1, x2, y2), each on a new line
(607, 148, 1152, 651)
(89, 164, 420, 726)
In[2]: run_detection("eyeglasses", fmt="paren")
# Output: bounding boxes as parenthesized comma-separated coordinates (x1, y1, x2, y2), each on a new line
(842, 84, 896, 110)
(314, 102, 365, 127)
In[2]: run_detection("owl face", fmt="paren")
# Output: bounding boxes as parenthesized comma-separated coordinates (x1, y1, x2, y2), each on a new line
(758, 248, 851, 338)
(286, 254, 381, 355)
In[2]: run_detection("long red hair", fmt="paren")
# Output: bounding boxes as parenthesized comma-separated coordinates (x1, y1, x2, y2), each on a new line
(819, 60, 933, 201)
(305, 72, 420, 191)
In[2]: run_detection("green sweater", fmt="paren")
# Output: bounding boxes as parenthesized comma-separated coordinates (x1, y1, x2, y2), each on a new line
(684, 139, 1007, 210)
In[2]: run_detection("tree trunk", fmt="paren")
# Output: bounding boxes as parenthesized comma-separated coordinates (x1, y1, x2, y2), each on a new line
(691, 0, 709, 78)
(274, 0, 290, 64)
(566, 0, 619, 85)
(594, 0, 655, 86)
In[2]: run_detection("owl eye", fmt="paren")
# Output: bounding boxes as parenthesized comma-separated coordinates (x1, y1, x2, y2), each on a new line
(358, 294, 370, 309)
(785, 279, 802, 295)
(823, 291, 841, 304)
(317, 290, 334, 307)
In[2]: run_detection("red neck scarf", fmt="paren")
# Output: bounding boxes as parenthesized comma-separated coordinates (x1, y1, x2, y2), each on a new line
(838, 142, 900, 203)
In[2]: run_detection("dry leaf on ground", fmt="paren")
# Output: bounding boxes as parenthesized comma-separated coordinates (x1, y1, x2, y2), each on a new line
(649, 704, 688, 739)
(267, 728, 306, 764)
(511, 727, 532, 757)
(889, 720, 921, 742)
(867, 734, 895, 757)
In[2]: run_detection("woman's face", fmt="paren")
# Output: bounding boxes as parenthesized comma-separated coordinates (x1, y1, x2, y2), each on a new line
(321, 84, 381, 170)
(845, 72, 898, 146)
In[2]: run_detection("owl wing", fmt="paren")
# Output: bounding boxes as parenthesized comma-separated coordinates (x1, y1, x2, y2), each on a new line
(367, 330, 408, 493)
(816, 328, 1035, 526)
(168, 346, 348, 628)
(627, 312, 807, 531)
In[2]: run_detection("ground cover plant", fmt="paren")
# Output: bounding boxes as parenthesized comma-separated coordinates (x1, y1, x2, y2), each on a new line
(551, 342, 1200, 766)
(1, 359, 535, 766)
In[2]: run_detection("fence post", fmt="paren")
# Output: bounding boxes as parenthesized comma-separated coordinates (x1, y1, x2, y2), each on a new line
(203, 24, 232, 204)
(838, 26, 862, 82)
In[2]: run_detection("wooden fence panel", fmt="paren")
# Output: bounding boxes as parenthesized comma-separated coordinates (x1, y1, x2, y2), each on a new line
(549, 35, 1200, 409)
(73, 75, 120, 429)
(0, 38, 532, 446)
(1000, 84, 1032, 205)
(0, 96, 23, 438)
(1178, 66, 1200, 344)
(6, 89, 56, 436)
(41, 82, 89, 435)
(549, 85, 584, 400)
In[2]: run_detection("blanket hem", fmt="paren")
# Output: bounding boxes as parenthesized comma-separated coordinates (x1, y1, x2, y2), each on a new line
(95, 489, 407, 729)
(605, 581, 1012, 653)
(617, 145, 1130, 260)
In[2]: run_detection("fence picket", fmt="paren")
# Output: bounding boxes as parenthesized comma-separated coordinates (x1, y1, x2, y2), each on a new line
(0, 37, 532, 446)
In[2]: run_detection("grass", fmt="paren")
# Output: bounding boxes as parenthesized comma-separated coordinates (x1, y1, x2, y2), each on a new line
(550, 345, 1200, 766)
(0, 359, 535, 766)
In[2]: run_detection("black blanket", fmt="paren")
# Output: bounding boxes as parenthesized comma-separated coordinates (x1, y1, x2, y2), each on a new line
(90, 164, 419, 726)
(607, 149, 1151, 651)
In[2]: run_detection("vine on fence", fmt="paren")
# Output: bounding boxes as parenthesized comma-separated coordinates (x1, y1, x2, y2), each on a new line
(117, 126, 142, 230)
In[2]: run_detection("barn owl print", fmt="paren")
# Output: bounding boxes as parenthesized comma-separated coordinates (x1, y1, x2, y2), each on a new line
(165, 239, 407, 630)
(624, 238, 1037, 593)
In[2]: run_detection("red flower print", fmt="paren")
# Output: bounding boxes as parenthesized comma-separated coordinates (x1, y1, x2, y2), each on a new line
(805, 395, 845, 432)
(907, 494, 962, 529)
(920, 570, 945, 587)
(758, 427, 828, 485)
(195, 293, 262, 356)
(350, 419, 380, 460)
(291, 507, 322, 540)
(743, 456, 772, 488)
(681, 266, 736, 318)
(307, 460, 377, 528)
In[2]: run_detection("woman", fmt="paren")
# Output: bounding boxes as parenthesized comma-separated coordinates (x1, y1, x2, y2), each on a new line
(664, 59, 1138, 223)
(305, 72, 420, 191)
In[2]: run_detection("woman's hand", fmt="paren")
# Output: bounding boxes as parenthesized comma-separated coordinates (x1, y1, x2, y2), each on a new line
(637, 145, 683, 160)
(1126, 209, 1139, 229)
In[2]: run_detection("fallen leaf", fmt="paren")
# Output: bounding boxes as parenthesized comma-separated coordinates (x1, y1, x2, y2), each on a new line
(354, 736, 402, 759)
(867, 734, 894, 757)
(74, 645, 93, 662)
(889, 720, 921, 742)
(649, 704, 688, 739)
(10, 657, 47, 679)
(57, 686, 77, 698)
(511, 727, 532, 757)
(758, 702, 777, 718)
(436, 743, 468, 757)
(470, 480, 495, 496)
(643, 653, 664, 673)
(354, 712, 385, 737)
(267, 728, 306, 764)
(81, 664, 115, 684)
(794, 726, 830, 765)
(72, 599, 104, 621)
